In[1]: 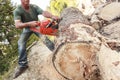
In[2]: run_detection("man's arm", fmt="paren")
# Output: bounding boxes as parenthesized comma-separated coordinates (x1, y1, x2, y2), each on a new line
(32, 4, 59, 20)
(14, 20, 38, 29)
(42, 11, 59, 20)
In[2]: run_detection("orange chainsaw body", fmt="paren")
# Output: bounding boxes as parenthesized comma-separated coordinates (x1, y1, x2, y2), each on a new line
(30, 19, 58, 36)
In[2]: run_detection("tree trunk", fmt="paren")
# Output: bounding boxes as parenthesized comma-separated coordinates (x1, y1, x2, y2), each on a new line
(13, 7, 120, 80)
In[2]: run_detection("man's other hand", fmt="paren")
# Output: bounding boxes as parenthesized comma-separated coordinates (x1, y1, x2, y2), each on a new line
(52, 15, 59, 21)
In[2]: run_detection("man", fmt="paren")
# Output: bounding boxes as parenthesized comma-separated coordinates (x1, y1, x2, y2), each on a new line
(13, 0, 59, 78)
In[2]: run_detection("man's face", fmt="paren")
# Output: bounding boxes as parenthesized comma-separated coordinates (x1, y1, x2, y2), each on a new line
(21, 0, 30, 6)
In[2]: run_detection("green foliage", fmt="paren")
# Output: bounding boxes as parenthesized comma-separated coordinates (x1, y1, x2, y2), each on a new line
(49, 0, 77, 16)
(49, 0, 67, 15)
(0, 0, 18, 76)
(0, 0, 20, 78)
(0, 56, 10, 75)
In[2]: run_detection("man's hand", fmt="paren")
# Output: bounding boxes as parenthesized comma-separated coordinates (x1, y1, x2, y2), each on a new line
(27, 21, 38, 28)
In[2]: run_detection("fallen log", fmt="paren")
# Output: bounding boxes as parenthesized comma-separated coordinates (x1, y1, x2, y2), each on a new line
(90, 2, 120, 30)
(13, 7, 120, 80)
(53, 7, 120, 80)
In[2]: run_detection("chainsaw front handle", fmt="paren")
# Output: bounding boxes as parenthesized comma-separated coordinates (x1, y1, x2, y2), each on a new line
(46, 19, 55, 28)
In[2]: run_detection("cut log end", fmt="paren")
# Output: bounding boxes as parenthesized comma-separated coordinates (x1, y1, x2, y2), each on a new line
(53, 42, 102, 80)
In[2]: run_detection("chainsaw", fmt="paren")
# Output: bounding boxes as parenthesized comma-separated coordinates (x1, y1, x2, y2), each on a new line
(30, 19, 59, 36)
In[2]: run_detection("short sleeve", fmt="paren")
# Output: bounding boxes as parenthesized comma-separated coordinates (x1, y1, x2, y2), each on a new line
(32, 4, 43, 14)
(13, 9, 21, 20)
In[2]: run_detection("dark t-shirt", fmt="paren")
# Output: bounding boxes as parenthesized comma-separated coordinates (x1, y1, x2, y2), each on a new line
(13, 4, 43, 32)
(13, 4, 43, 22)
